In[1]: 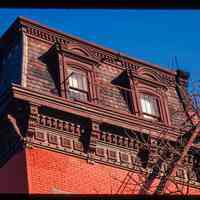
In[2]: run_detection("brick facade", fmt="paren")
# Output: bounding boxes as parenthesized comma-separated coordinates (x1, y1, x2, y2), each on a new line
(24, 147, 200, 194)
(0, 16, 199, 194)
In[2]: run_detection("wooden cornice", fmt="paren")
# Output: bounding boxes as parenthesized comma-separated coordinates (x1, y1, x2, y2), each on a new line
(18, 16, 176, 75)
(0, 16, 180, 82)
(46, 43, 100, 66)
(133, 74, 168, 90)
(10, 84, 182, 142)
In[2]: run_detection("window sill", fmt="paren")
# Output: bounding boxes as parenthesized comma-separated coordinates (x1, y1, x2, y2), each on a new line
(141, 115, 165, 125)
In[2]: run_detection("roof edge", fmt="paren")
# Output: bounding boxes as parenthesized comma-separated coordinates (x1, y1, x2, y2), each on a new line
(4, 16, 179, 77)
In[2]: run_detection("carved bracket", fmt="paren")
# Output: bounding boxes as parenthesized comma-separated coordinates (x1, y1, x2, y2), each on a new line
(89, 120, 101, 153)
(27, 103, 40, 138)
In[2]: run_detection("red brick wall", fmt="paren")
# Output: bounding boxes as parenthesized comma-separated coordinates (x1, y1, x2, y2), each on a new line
(0, 150, 28, 193)
(25, 147, 200, 194)
(25, 147, 143, 194)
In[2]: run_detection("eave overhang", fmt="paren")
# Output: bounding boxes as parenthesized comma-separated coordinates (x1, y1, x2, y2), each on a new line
(10, 84, 182, 142)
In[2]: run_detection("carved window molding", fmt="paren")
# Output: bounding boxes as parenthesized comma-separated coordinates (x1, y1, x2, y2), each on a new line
(45, 43, 99, 103)
(65, 65, 90, 101)
(135, 83, 170, 125)
(127, 67, 171, 125)
(45, 43, 171, 126)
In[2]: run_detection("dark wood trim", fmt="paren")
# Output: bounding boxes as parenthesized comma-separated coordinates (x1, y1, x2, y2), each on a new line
(135, 81, 171, 126)
(63, 58, 95, 103)
(58, 53, 66, 98)
(15, 16, 178, 78)
(1, 16, 181, 84)
(11, 84, 181, 141)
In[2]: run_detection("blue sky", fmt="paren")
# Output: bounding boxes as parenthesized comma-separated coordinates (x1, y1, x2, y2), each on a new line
(0, 9, 199, 90)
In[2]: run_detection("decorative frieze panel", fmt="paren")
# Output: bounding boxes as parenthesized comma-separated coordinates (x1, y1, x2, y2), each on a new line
(100, 131, 140, 150)
(33, 125, 137, 167)
(38, 114, 82, 137)
(108, 149, 118, 161)
(61, 137, 72, 149)
(73, 141, 84, 152)
(95, 147, 105, 157)
(48, 134, 58, 145)
(95, 145, 134, 166)
(35, 130, 45, 142)
(120, 152, 130, 163)
(24, 25, 70, 45)
(161, 73, 176, 87)
(17, 19, 178, 89)
(28, 103, 40, 137)
(136, 66, 176, 87)
(33, 128, 81, 152)
(33, 112, 86, 151)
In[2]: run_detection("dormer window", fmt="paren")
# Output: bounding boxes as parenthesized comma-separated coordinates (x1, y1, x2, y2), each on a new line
(44, 43, 98, 103)
(67, 67, 89, 101)
(140, 94, 160, 120)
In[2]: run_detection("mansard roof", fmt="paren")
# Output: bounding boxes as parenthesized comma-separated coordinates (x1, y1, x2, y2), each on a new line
(0, 16, 178, 77)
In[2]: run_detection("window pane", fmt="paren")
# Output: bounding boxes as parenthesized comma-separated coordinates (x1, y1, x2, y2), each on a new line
(149, 96, 155, 115)
(68, 88, 87, 101)
(76, 73, 87, 91)
(67, 68, 88, 92)
(69, 74, 78, 88)
(152, 97, 159, 116)
(76, 74, 82, 89)
(67, 67, 88, 101)
(141, 98, 147, 113)
(146, 96, 152, 114)
(83, 76, 88, 91)
(82, 75, 88, 91)
(140, 94, 160, 118)
(73, 75, 79, 88)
